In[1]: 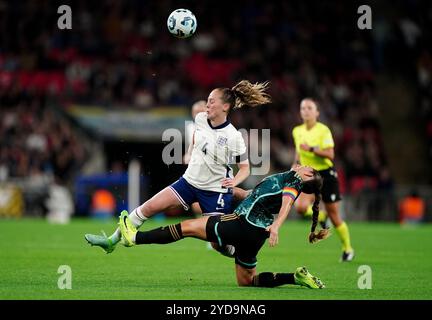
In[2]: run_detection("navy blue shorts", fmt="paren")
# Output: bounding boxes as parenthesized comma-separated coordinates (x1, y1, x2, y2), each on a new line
(169, 177, 233, 214)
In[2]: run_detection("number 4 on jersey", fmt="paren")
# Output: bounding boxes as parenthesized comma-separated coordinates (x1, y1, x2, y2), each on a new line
(217, 193, 225, 208)
(201, 142, 208, 155)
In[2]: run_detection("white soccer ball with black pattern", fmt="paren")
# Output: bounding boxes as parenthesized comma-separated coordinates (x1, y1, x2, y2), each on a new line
(167, 9, 197, 38)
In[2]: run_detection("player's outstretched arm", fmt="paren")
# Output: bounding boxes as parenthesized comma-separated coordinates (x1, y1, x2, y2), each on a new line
(266, 196, 293, 247)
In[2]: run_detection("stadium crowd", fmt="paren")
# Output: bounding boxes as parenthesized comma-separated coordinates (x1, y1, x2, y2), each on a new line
(3, 0, 429, 197)
(0, 88, 86, 183)
(418, 49, 432, 182)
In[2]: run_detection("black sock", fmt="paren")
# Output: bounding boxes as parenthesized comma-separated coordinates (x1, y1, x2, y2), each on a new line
(252, 272, 295, 287)
(135, 224, 183, 244)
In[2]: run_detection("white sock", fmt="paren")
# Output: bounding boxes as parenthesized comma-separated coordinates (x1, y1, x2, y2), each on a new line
(128, 207, 148, 227)
(109, 207, 148, 244)
(109, 228, 122, 244)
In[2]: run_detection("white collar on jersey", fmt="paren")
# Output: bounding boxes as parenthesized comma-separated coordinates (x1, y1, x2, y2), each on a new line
(207, 118, 230, 130)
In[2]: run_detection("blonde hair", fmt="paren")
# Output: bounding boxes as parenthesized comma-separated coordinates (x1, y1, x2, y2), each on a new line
(218, 80, 271, 111)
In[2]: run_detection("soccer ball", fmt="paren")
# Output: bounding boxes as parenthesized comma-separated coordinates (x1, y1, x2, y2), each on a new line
(167, 9, 197, 38)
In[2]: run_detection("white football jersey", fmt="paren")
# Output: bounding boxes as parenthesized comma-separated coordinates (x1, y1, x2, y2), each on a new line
(183, 112, 247, 193)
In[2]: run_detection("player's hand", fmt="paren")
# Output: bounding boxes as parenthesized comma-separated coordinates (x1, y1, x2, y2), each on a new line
(266, 224, 279, 247)
(221, 178, 234, 188)
(300, 143, 311, 151)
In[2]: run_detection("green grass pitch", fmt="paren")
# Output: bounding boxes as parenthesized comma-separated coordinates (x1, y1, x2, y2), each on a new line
(1, 218, 431, 300)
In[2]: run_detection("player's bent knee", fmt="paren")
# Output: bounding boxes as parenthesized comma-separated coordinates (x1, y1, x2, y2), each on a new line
(237, 274, 253, 287)
(236, 266, 255, 286)
(181, 219, 205, 238)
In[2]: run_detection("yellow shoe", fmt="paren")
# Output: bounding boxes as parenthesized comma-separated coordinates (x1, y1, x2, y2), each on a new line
(294, 267, 325, 289)
(118, 210, 137, 247)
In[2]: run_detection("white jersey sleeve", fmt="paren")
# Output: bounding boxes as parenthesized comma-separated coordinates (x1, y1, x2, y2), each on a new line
(229, 130, 248, 162)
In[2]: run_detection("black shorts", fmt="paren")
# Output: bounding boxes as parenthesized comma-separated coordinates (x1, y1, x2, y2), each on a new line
(319, 167, 342, 203)
(206, 214, 269, 269)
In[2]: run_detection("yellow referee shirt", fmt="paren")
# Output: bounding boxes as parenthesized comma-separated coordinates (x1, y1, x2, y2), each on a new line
(292, 122, 334, 171)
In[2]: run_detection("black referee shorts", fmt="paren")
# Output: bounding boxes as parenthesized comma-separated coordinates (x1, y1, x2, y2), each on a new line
(206, 214, 269, 269)
(319, 167, 342, 203)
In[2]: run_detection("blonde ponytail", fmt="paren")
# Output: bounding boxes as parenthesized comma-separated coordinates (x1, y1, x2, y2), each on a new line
(231, 80, 271, 109)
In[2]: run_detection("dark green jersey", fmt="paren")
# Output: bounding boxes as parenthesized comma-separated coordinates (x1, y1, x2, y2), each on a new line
(234, 170, 303, 229)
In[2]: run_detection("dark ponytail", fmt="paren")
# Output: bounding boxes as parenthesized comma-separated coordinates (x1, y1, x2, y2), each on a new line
(301, 170, 330, 244)
(308, 191, 330, 243)
(310, 191, 320, 237)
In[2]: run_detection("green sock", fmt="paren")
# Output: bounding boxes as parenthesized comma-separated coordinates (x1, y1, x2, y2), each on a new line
(335, 222, 353, 252)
